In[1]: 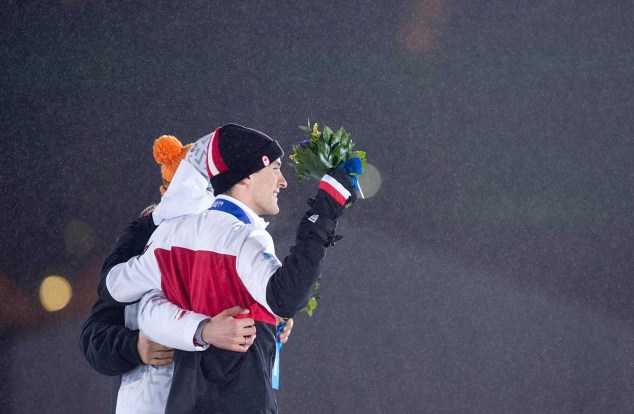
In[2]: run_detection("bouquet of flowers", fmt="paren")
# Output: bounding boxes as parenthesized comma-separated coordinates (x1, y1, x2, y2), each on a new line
(289, 121, 366, 197)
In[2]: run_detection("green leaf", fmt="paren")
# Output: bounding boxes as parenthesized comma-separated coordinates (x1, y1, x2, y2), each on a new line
(318, 151, 331, 167)
(322, 125, 333, 144)
(351, 150, 365, 160)
(322, 141, 331, 158)
(299, 276, 322, 316)
(335, 144, 349, 162)
(316, 139, 326, 155)
(331, 129, 343, 146)
(306, 151, 328, 178)
(301, 297, 318, 317)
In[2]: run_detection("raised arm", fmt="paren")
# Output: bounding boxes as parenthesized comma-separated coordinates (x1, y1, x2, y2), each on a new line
(238, 167, 357, 318)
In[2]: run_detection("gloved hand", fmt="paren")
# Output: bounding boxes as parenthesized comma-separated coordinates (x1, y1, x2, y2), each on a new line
(309, 167, 358, 220)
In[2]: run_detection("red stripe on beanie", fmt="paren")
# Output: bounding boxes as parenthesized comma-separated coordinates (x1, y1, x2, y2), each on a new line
(207, 128, 229, 177)
(319, 180, 348, 206)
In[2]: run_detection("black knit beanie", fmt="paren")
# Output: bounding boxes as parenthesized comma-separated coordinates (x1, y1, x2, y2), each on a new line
(206, 123, 284, 196)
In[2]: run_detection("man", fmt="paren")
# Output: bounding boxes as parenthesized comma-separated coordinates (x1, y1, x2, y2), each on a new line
(80, 134, 292, 413)
(80, 207, 263, 413)
(99, 124, 357, 413)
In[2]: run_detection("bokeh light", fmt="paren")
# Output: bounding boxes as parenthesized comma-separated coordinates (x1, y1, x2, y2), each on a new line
(357, 163, 382, 199)
(39, 275, 72, 312)
(64, 219, 96, 255)
(401, 0, 446, 54)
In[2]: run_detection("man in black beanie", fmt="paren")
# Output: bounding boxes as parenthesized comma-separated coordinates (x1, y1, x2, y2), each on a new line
(99, 123, 357, 413)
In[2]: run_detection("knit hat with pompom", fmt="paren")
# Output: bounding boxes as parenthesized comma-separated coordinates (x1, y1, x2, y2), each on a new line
(153, 135, 193, 195)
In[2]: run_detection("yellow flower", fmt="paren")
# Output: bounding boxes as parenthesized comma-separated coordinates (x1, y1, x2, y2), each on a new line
(311, 123, 320, 138)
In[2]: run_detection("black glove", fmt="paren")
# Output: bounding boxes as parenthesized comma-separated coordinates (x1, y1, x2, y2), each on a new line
(308, 167, 358, 220)
(296, 167, 357, 247)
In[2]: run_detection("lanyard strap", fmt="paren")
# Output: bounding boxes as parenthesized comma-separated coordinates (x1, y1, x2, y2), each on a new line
(208, 198, 251, 224)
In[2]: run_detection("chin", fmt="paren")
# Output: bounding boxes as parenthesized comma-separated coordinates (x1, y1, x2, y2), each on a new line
(268, 204, 280, 215)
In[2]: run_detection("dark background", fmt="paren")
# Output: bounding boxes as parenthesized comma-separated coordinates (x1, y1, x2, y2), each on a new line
(1, 1, 633, 413)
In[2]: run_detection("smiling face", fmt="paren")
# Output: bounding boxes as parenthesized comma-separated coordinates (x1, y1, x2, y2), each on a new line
(246, 158, 287, 216)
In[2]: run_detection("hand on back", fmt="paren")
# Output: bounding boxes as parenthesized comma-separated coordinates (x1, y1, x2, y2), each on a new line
(137, 332, 174, 366)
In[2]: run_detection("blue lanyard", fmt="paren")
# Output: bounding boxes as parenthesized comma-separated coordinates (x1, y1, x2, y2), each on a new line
(272, 321, 286, 390)
(208, 198, 251, 224)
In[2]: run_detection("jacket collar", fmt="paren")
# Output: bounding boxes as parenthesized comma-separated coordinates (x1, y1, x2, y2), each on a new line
(212, 194, 268, 229)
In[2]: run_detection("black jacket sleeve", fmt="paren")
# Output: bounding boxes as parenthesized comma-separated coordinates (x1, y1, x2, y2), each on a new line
(265, 209, 339, 318)
(79, 299, 142, 376)
(98, 214, 158, 305)
(81, 213, 158, 375)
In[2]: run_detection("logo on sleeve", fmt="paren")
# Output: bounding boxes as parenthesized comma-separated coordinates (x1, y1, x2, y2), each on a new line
(262, 252, 277, 261)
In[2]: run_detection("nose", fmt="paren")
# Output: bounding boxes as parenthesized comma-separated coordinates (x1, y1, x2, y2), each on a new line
(278, 172, 287, 189)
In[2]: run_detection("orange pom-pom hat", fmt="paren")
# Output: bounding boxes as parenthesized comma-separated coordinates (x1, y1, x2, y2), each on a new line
(153, 135, 193, 195)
